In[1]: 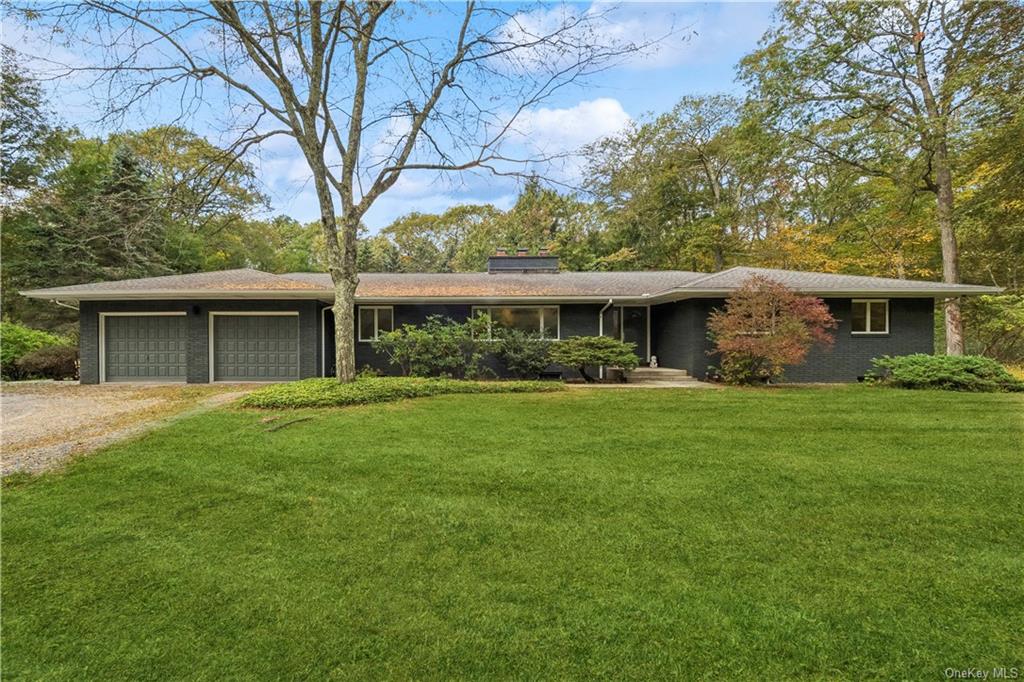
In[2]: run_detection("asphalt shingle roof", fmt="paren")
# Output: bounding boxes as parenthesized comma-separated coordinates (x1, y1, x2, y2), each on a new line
(21, 268, 324, 295)
(670, 266, 1000, 295)
(20, 265, 1001, 301)
(282, 271, 707, 297)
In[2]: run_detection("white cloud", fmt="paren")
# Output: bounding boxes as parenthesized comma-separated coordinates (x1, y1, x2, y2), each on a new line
(366, 114, 414, 166)
(511, 97, 631, 155)
(584, 2, 696, 69)
(496, 97, 631, 186)
(637, 1, 775, 69)
(269, 99, 630, 226)
(500, 2, 773, 73)
(499, 2, 696, 72)
(384, 172, 445, 199)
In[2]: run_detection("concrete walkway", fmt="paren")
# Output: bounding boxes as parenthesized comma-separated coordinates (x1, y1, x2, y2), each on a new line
(568, 366, 719, 389)
(566, 381, 719, 389)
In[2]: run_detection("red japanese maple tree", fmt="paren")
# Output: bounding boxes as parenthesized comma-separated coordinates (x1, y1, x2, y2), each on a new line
(707, 276, 837, 385)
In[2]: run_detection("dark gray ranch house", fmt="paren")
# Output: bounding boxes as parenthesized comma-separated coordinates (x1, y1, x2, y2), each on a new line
(22, 252, 998, 384)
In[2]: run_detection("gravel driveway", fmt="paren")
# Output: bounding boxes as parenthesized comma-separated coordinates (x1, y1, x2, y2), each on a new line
(1, 382, 254, 475)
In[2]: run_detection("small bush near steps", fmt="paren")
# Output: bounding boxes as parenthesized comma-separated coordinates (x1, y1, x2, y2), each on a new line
(238, 376, 565, 409)
(867, 354, 1023, 392)
(548, 336, 638, 383)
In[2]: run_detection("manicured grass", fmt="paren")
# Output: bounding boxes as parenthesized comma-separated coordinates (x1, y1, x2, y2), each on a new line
(3, 387, 1022, 679)
(238, 376, 564, 409)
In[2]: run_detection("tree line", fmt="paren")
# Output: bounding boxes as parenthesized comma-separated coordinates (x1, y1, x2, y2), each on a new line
(1, 49, 321, 330)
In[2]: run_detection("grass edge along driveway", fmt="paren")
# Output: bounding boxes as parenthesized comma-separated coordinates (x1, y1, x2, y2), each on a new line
(3, 386, 1022, 679)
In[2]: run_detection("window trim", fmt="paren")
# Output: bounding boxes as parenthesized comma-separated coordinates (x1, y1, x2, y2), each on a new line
(471, 305, 561, 340)
(851, 299, 889, 335)
(358, 305, 394, 342)
(614, 305, 650, 359)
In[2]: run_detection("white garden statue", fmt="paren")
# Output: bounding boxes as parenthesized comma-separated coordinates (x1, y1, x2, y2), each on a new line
(649, 355, 658, 368)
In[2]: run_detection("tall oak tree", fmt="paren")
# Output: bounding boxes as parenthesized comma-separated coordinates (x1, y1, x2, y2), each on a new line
(740, 0, 1024, 354)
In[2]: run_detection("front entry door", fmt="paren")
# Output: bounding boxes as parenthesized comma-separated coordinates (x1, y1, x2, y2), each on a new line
(602, 306, 647, 362)
(621, 306, 647, 362)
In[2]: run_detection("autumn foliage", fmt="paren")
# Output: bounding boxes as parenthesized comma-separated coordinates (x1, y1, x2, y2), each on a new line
(708, 276, 837, 385)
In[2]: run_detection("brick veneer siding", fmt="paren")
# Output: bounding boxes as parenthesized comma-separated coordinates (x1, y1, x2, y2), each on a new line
(650, 299, 717, 377)
(651, 297, 935, 382)
(79, 300, 320, 384)
(785, 297, 934, 382)
(79, 296, 934, 384)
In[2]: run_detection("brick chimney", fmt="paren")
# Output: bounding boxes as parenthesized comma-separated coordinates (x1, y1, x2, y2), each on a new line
(487, 248, 559, 274)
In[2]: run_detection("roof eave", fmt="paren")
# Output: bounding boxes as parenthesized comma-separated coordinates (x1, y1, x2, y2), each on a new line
(19, 289, 332, 301)
(648, 286, 1003, 302)
(355, 295, 650, 304)
(20, 290, 655, 304)
(21, 285, 1003, 304)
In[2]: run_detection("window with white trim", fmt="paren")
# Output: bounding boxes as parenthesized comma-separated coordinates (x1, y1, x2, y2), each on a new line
(358, 306, 394, 341)
(473, 306, 559, 339)
(851, 300, 889, 334)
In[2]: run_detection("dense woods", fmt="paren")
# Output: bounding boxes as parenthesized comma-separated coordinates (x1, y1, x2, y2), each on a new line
(2, 2, 1022, 361)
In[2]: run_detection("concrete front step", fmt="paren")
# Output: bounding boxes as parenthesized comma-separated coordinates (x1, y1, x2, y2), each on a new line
(628, 378, 701, 384)
(629, 368, 690, 377)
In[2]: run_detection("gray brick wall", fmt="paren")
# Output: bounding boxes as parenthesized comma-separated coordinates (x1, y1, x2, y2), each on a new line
(786, 298, 934, 382)
(79, 300, 319, 384)
(80, 296, 935, 384)
(651, 299, 716, 376)
(652, 297, 935, 382)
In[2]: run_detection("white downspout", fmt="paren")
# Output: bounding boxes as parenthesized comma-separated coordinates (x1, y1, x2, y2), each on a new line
(51, 299, 79, 311)
(598, 298, 613, 380)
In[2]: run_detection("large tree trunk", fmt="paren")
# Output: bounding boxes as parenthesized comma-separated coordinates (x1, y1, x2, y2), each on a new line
(331, 215, 360, 382)
(332, 278, 358, 382)
(711, 243, 725, 271)
(934, 142, 964, 355)
(309, 156, 360, 382)
(702, 158, 727, 271)
(577, 364, 596, 383)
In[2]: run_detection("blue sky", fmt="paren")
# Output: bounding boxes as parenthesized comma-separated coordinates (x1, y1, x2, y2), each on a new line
(11, 1, 777, 231)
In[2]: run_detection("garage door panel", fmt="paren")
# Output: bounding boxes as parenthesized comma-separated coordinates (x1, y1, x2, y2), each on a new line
(104, 315, 188, 382)
(213, 315, 299, 381)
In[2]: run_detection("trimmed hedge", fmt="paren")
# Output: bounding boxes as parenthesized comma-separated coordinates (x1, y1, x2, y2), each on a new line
(238, 376, 565, 409)
(868, 354, 1024, 392)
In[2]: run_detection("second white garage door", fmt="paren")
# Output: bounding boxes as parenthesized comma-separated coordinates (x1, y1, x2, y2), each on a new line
(211, 313, 299, 382)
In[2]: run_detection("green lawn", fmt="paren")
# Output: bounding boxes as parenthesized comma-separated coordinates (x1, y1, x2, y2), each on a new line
(3, 387, 1022, 679)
